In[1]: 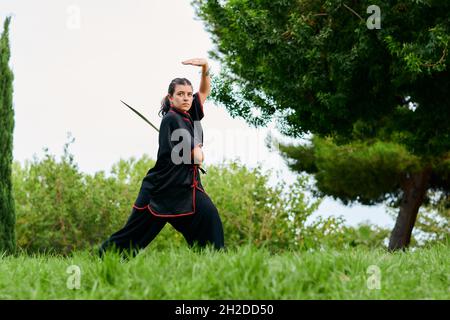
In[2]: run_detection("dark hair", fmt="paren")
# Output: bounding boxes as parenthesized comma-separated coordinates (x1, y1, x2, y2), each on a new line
(159, 78, 193, 117)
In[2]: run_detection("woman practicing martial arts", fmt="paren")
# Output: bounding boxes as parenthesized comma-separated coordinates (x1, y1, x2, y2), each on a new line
(99, 58, 225, 257)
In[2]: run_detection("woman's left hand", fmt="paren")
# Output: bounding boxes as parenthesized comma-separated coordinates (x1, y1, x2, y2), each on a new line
(192, 145, 204, 165)
(182, 58, 208, 67)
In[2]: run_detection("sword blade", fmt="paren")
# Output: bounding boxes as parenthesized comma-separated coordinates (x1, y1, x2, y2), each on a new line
(120, 100, 160, 132)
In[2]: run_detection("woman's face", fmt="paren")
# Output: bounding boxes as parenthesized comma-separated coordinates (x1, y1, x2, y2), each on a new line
(169, 84, 193, 112)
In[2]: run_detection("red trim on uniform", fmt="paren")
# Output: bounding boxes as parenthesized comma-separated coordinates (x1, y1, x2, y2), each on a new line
(170, 106, 190, 116)
(195, 185, 208, 196)
(192, 164, 209, 196)
(132, 165, 206, 218)
(147, 197, 195, 217)
(170, 107, 193, 125)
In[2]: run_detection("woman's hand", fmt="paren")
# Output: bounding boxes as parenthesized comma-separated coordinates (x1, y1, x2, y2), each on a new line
(192, 144, 204, 165)
(182, 58, 208, 67)
(182, 58, 211, 104)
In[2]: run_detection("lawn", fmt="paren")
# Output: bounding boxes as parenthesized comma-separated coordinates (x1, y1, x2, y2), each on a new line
(0, 243, 448, 299)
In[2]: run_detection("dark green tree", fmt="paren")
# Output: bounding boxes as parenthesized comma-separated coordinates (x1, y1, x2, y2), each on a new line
(0, 16, 16, 254)
(192, 0, 449, 250)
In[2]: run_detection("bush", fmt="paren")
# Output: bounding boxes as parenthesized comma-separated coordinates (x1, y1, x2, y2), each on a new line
(12, 137, 156, 254)
(202, 160, 322, 251)
(13, 137, 392, 254)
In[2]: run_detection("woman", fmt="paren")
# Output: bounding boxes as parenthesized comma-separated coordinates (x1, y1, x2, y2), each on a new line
(99, 58, 225, 257)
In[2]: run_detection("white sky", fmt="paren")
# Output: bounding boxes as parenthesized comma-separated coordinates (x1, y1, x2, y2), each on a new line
(0, 0, 394, 228)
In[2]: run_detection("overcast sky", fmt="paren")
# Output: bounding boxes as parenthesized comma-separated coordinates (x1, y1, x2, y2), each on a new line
(0, 0, 394, 228)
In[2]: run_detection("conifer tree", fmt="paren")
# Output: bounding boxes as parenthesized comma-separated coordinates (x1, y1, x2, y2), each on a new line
(0, 17, 16, 254)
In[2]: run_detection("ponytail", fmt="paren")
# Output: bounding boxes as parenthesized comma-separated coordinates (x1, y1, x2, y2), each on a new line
(159, 94, 171, 117)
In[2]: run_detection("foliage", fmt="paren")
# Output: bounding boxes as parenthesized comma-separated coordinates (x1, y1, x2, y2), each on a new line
(192, 0, 450, 157)
(191, 0, 449, 250)
(11, 138, 393, 254)
(0, 16, 16, 254)
(277, 135, 428, 205)
(12, 134, 155, 254)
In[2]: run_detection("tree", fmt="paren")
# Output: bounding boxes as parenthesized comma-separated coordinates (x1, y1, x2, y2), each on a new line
(192, 0, 450, 250)
(395, 189, 449, 245)
(0, 16, 16, 254)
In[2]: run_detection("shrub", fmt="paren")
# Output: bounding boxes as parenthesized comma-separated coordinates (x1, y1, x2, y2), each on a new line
(13, 138, 393, 254)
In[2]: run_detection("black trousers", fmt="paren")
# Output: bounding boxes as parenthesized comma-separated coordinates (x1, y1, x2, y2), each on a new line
(99, 188, 225, 257)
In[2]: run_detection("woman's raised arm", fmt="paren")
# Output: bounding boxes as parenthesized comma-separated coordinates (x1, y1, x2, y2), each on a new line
(182, 58, 210, 105)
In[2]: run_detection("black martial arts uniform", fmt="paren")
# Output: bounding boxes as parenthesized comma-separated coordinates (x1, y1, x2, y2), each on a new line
(99, 92, 225, 257)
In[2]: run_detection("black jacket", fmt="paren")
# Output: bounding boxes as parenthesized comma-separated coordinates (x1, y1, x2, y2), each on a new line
(133, 92, 206, 217)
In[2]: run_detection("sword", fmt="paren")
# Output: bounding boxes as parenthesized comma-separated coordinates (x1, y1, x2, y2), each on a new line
(120, 100, 159, 132)
(120, 100, 206, 174)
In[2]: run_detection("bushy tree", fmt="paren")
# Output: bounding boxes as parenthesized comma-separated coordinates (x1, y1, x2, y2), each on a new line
(192, 0, 449, 250)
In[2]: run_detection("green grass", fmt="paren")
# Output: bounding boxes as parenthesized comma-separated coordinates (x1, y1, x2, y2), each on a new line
(0, 243, 448, 299)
